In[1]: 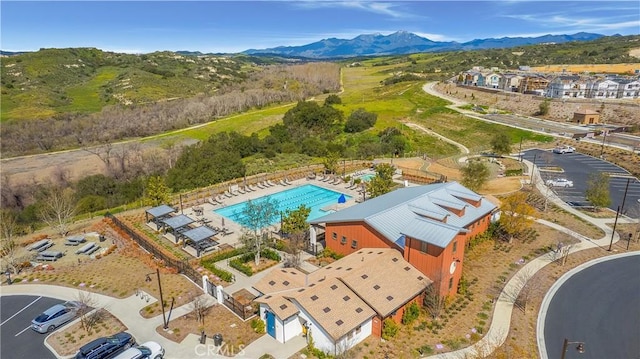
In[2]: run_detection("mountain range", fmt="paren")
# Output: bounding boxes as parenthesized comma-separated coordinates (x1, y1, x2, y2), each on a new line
(242, 31, 607, 59)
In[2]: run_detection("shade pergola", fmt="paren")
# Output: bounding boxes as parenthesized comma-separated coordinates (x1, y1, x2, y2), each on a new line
(181, 226, 219, 257)
(161, 215, 195, 242)
(145, 204, 176, 223)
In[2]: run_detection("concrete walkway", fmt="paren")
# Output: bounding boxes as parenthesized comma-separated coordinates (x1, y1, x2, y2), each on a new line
(427, 157, 633, 358)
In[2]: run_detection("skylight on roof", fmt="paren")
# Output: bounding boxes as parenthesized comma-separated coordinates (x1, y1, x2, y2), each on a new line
(269, 280, 276, 286)
(373, 285, 380, 290)
(280, 304, 288, 310)
(283, 281, 290, 286)
(386, 295, 394, 301)
(392, 258, 399, 262)
(336, 319, 344, 326)
(311, 295, 318, 301)
(343, 295, 350, 301)
(330, 284, 338, 290)
(417, 276, 424, 281)
(323, 307, 331, 313)
(355, 307, 363, 313)
(361, 274, 368, 279)
(404, 266, 411, 271)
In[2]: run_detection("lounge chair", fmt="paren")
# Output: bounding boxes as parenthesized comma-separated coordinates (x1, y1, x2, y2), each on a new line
(284, 178, 293, 185)
(207, 197, 217, 206)
(249, 184, 258, 191)
(256, 182, 265, 189)
(244, 186, 253, 192)
(279, 179, 287, 186)
(267, 180, 276, 187)
(237, 187, 246, 194)
(224, 191, 233, 198)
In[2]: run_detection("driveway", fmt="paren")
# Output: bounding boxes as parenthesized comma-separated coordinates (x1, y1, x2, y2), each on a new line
(522, 149, 640, 212)
(0, 295, 59, 359)
(541, 254, 640, 359)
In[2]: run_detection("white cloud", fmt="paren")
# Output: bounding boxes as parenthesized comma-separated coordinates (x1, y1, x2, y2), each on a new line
(292, 1, 418, 19)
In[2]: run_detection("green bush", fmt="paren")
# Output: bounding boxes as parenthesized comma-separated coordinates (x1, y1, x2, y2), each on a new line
(505, 169, 523, 176)
(382, 318, 399, 340)
(251, 319, 266, 334)
(201, 248, 244, 264)
(261, 248, 281, 261)
(230, 259, 253, 276)
(206, 264, 234, 282)
(416, 345, 434, 356)
(402, 302, 420, 325)
(318, 248, 344, 260)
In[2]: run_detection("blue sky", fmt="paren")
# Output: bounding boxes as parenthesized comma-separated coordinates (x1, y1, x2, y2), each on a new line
(1, 1, 638, 53)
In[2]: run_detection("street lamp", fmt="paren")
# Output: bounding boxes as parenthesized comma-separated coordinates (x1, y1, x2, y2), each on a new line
(560, 338, 585, 359)
(4, 269, 12, 285)
(146, 268, 168, 329)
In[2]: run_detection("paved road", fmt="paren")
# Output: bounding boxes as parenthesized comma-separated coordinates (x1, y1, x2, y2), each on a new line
(522, 149, 640, 213)
(543, 255, 640, 359)
(0, 295, 59, 359)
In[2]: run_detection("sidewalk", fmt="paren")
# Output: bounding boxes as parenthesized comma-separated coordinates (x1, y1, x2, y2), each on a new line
(427, 155, 629, 358)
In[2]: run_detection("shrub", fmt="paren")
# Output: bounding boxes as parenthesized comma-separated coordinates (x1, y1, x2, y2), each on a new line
(402, 302, 420, 325)
(251, 319, 266, 334)
(230, 259, 253, 276)
(382, 318, 399, 340)
(261, 248, 281, 261)
(207, 264, 234, 282)
(416, 345, 434, 356)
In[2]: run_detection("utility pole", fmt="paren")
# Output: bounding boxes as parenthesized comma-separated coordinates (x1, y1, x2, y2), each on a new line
(620, 178, 631, 214)
(600, 130, 607, 158)
(608, 206, 621, 251)
(518, 137, 523, 162)
(530, 153, 538, 186)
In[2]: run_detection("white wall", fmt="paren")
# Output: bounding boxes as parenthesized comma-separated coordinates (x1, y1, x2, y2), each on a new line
(283, 315, 302, 342)
(333, 318, 373, 355)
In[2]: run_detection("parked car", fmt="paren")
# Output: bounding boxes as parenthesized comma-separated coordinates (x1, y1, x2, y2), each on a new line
(113, 341, 164, 359)
(553, 145, 575, 154)
(546, 178, 574, 187)
(31, 301, 83, 333)
(75, 332, 136, 359)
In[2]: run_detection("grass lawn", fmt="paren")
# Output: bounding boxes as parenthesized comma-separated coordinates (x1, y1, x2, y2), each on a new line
(60, 66, 121, 113)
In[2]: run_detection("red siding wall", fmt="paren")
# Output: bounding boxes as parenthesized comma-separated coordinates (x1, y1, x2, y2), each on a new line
(324, 222, 398, 256)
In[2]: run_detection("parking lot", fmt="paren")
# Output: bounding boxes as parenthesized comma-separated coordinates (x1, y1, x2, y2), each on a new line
(0, 295, 60, 359)
(522, 149, 640, 214)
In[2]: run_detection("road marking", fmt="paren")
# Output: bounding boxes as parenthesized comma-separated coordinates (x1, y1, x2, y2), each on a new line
(0, 296, 42, 326)
(15, 325, 32, 337)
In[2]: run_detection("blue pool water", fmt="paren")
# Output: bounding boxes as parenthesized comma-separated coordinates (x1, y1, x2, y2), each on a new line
(360, 173, 375, 182)
(213, 184, 351, 227)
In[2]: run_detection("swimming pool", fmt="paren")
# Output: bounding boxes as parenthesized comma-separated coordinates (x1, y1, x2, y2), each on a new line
(359, 173, 375, 182)
(213, 184, 351, 227)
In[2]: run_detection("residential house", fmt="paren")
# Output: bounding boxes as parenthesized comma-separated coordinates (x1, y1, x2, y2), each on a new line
(617, 79, 640, 99)
(546, 75, 587, 99)
(498, 74, 523, 92)
(590, 79, 619, 99)
(518, 75, 549, 94)
(485, 73, 502, 89)
(309, 182, 496, 296)
(253, 249, 431, 355)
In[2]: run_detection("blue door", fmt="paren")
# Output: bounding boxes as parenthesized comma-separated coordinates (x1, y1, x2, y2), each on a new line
(266, 311, 276, 338)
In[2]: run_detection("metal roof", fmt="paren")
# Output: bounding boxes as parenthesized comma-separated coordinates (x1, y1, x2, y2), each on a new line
(162, 215, 194, 230)
(146, 205, 176, 218)
(182, 226, 217, 243)
(310, 182, 496, 249)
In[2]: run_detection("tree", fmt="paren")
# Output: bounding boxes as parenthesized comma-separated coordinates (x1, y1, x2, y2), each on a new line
(423, 284, 446, 320)
(0, 210, 22, 275)
(585, 172, 611, 211)
(322, 152, 340, 175)
(281, 205, 311, 268)
(344, 108, 377, 133)
(76, 292, 101, 334)
(38, 186, 77, 237)
(324, 94, 342, 105)
(537, 98, 550, 116)
(236, 198, 280, 265)
(461, 160, 490, 191)
(366, 163, 395, 198)
(498, 192, 536, 243)
(490, 133, 511, 156)
(144, 176, 171, 206)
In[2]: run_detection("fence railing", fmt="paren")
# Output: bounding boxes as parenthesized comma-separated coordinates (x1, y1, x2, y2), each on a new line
(105, 213, 202, 288)
(222, 290, 257, 321)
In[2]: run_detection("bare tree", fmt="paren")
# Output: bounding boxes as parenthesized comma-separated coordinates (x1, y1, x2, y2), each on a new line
(189, 293, 212, 325)
(76, 291, 102, 334)
(0, 210, 23, 274)
(423, 284, 446, 320)
(502, 266, 540, 313)
(555, 242, 575, 266)
(38, 186, 77, 237)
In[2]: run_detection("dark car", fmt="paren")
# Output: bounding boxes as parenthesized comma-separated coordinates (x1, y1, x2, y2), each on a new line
(75, 332, 135, 359)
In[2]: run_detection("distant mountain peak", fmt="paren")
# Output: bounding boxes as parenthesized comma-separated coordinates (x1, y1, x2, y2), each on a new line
(242, 31, 604, 59)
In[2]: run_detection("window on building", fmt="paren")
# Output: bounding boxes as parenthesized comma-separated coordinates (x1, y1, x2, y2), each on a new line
(351, 240, 358, 249)
(355, 325, 362, 334)
(341, 236, 347, 244)
(452, 241, 457, 253)
(420, 241, 428, 253)
(449, 277, 454, 290)
(332, 232, 337, 240)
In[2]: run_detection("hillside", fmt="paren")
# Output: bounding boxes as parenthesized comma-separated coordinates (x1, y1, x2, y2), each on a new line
(0, 48, 285, 121)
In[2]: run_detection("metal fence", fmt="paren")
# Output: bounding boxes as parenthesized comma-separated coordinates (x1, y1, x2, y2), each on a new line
(105, 213, 202, 288)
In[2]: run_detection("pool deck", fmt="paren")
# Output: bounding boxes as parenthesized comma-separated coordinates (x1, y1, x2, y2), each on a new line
(175, 172, 374, 255)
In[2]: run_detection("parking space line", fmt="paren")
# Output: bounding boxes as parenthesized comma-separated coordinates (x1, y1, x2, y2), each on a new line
(0, 296, 42, 326)
(14, 325, 32, 337)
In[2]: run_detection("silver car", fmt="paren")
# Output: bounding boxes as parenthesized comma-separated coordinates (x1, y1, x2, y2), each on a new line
(31, 301, 83, 333)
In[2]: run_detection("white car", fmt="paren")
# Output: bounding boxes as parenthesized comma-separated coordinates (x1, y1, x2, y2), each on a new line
(113, 341, 164, 359)
(546, 178, 574, 188)
(553, 146, 575, 154)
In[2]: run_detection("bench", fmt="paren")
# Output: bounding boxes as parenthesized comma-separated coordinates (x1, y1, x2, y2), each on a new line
(65, 235, 86, 246)
(84, 245, 101, 255)
(29, 239, 52, 251)
(36, 251, 64, 262)
(76, 242, 96, 255)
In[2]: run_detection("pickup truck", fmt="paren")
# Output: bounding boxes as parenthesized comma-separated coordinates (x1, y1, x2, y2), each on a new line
(553, 146, 575, 154)
(546, 178, 574, 187)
